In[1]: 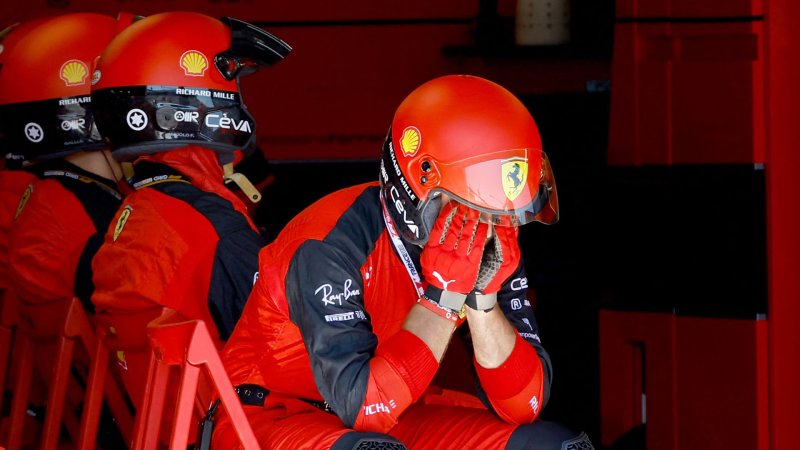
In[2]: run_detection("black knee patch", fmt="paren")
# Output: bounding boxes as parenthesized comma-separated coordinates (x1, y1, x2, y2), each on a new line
(331, 431, 407, 450)
(506, 420, 595, 450)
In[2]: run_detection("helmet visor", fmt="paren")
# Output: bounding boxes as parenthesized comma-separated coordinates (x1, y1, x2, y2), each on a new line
(92, 85, 257, 158)
(429, 150, 559, 227)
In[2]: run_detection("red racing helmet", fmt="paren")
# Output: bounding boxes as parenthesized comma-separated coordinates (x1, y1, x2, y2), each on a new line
(91, 12, 291, 163)
(0, 13, 134, 164)
(379, 75, 559, 245)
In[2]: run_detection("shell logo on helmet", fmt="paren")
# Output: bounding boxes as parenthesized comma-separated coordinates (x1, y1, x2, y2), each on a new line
(60, 60, 89, 86)
(399, 126, 421, 157)
(501, 158, 529, 201)
(180, 50, 208, 76)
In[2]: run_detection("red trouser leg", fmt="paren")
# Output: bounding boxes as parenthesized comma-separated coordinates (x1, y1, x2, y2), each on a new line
(389, 403, 517, 449)
(213, 389, 518, 450)
(213, 395, 351, 450)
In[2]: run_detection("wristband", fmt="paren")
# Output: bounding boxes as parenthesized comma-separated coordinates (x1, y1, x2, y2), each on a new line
(465, 292, 498, 311)
(417, 296, 466, 326)
(424, 284, 468, 312)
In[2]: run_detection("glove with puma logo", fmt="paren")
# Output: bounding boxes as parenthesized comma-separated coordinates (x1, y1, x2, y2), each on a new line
(420, 202, 488, 314)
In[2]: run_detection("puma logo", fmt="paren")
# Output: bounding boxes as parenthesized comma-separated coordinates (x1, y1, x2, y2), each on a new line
(432, 271, 455, 291)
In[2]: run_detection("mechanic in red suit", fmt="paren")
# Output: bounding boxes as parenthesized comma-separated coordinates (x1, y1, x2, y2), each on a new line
(0, 15, 133, 447)
(1, 13, 132, 313)
(89, 12, 291, 409)
(0, 23, 36, 293)
(0, 162, 34, 292)
(216, 75, 594, 449)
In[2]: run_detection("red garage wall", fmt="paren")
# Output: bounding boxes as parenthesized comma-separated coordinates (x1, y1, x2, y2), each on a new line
(0, 0, 608, 161)
(765, 0, 800, 448)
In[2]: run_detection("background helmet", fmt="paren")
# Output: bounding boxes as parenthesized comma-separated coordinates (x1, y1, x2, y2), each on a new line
(379, 75, 559, 245)
(91, 12, 291, 163)
(0, 13, 132, 164)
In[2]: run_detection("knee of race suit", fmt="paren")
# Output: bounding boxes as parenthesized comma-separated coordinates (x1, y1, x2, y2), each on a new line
(506, 420, 595, 450)
(330, 431, 407, 450)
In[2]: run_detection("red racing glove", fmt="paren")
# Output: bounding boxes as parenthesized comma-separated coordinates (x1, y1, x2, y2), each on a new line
(421, 202, 489, 315)
(467, 223, 521, 311)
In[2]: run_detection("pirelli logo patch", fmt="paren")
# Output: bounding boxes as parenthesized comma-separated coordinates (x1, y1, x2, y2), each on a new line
(113, 205, 133, 242)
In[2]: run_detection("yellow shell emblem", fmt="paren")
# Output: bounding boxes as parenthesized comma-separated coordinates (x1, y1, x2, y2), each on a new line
(501, 158, 529, 201)
(60, 60, 89, 86)
(113, 205, 133, 242)
(180, 50, 208, 76)
(399, 126, 421, 157)
(14, 184, 32, 219)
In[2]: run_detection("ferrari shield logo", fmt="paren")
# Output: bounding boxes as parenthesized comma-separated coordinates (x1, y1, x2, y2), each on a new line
(113, 205, 132, 242)
(502, 158, 528, 201)
(14, 184, 32, 219)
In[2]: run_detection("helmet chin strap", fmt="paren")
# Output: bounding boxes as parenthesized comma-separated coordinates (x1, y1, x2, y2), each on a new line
(223, 162, 261, 203)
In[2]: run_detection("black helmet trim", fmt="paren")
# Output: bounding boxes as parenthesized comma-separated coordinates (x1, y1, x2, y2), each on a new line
(379, 128, 441, 246)
(92, 85, 256, 160)
(112, 140, 239, 163)
(0, 95, 104, 163)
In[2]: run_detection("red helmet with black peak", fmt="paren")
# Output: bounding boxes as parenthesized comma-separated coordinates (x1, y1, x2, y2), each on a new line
(0, 13, 134, 165)
(91, 12, 291, 164)
(379, 75, 559, 245)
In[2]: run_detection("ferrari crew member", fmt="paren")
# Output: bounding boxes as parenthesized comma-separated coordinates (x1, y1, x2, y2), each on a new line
(0, 24, 36, 292)
(89, 12, 290, 409)
(1, 13, 131, 314)
(0, 14, 134, 448)
(216, 75, 593, 449)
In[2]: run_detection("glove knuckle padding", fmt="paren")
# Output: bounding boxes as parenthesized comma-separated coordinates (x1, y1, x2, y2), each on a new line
(421, 204, 486, 294)
(442, 208, 463, 250)
(475, 237, 502, 291)
(475, 225, 522, 295)
(458, 213, 484, 258)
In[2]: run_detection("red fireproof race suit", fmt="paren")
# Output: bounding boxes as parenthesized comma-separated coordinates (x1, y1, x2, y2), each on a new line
(216, 183, 553, 449)
(8, 161, 122, 308)
(0, 169, 37, 291)
(6, 161, 122, 417)
(90, 145, 266, 409)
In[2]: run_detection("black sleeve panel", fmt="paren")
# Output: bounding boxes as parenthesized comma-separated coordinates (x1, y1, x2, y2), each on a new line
(208, 227, 266, 339)
(155, 182, 267, 340)
(285, 186, 385, 428)
(472, 260, 553, 408)
(74, 232, 105, 313)
(287, 240, 374, 428)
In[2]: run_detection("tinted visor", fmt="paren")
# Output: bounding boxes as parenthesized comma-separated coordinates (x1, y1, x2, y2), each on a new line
(0, 96, 102, 161)
(92, 85, 256, 158)
(215, 17, 291, 80)
(410, 149, 559, 228)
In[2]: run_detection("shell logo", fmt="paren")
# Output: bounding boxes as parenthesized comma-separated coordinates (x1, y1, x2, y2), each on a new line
(59, 60, 89, 86)
(399, 126, 421, 157)
(180, 50, 208, 76)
